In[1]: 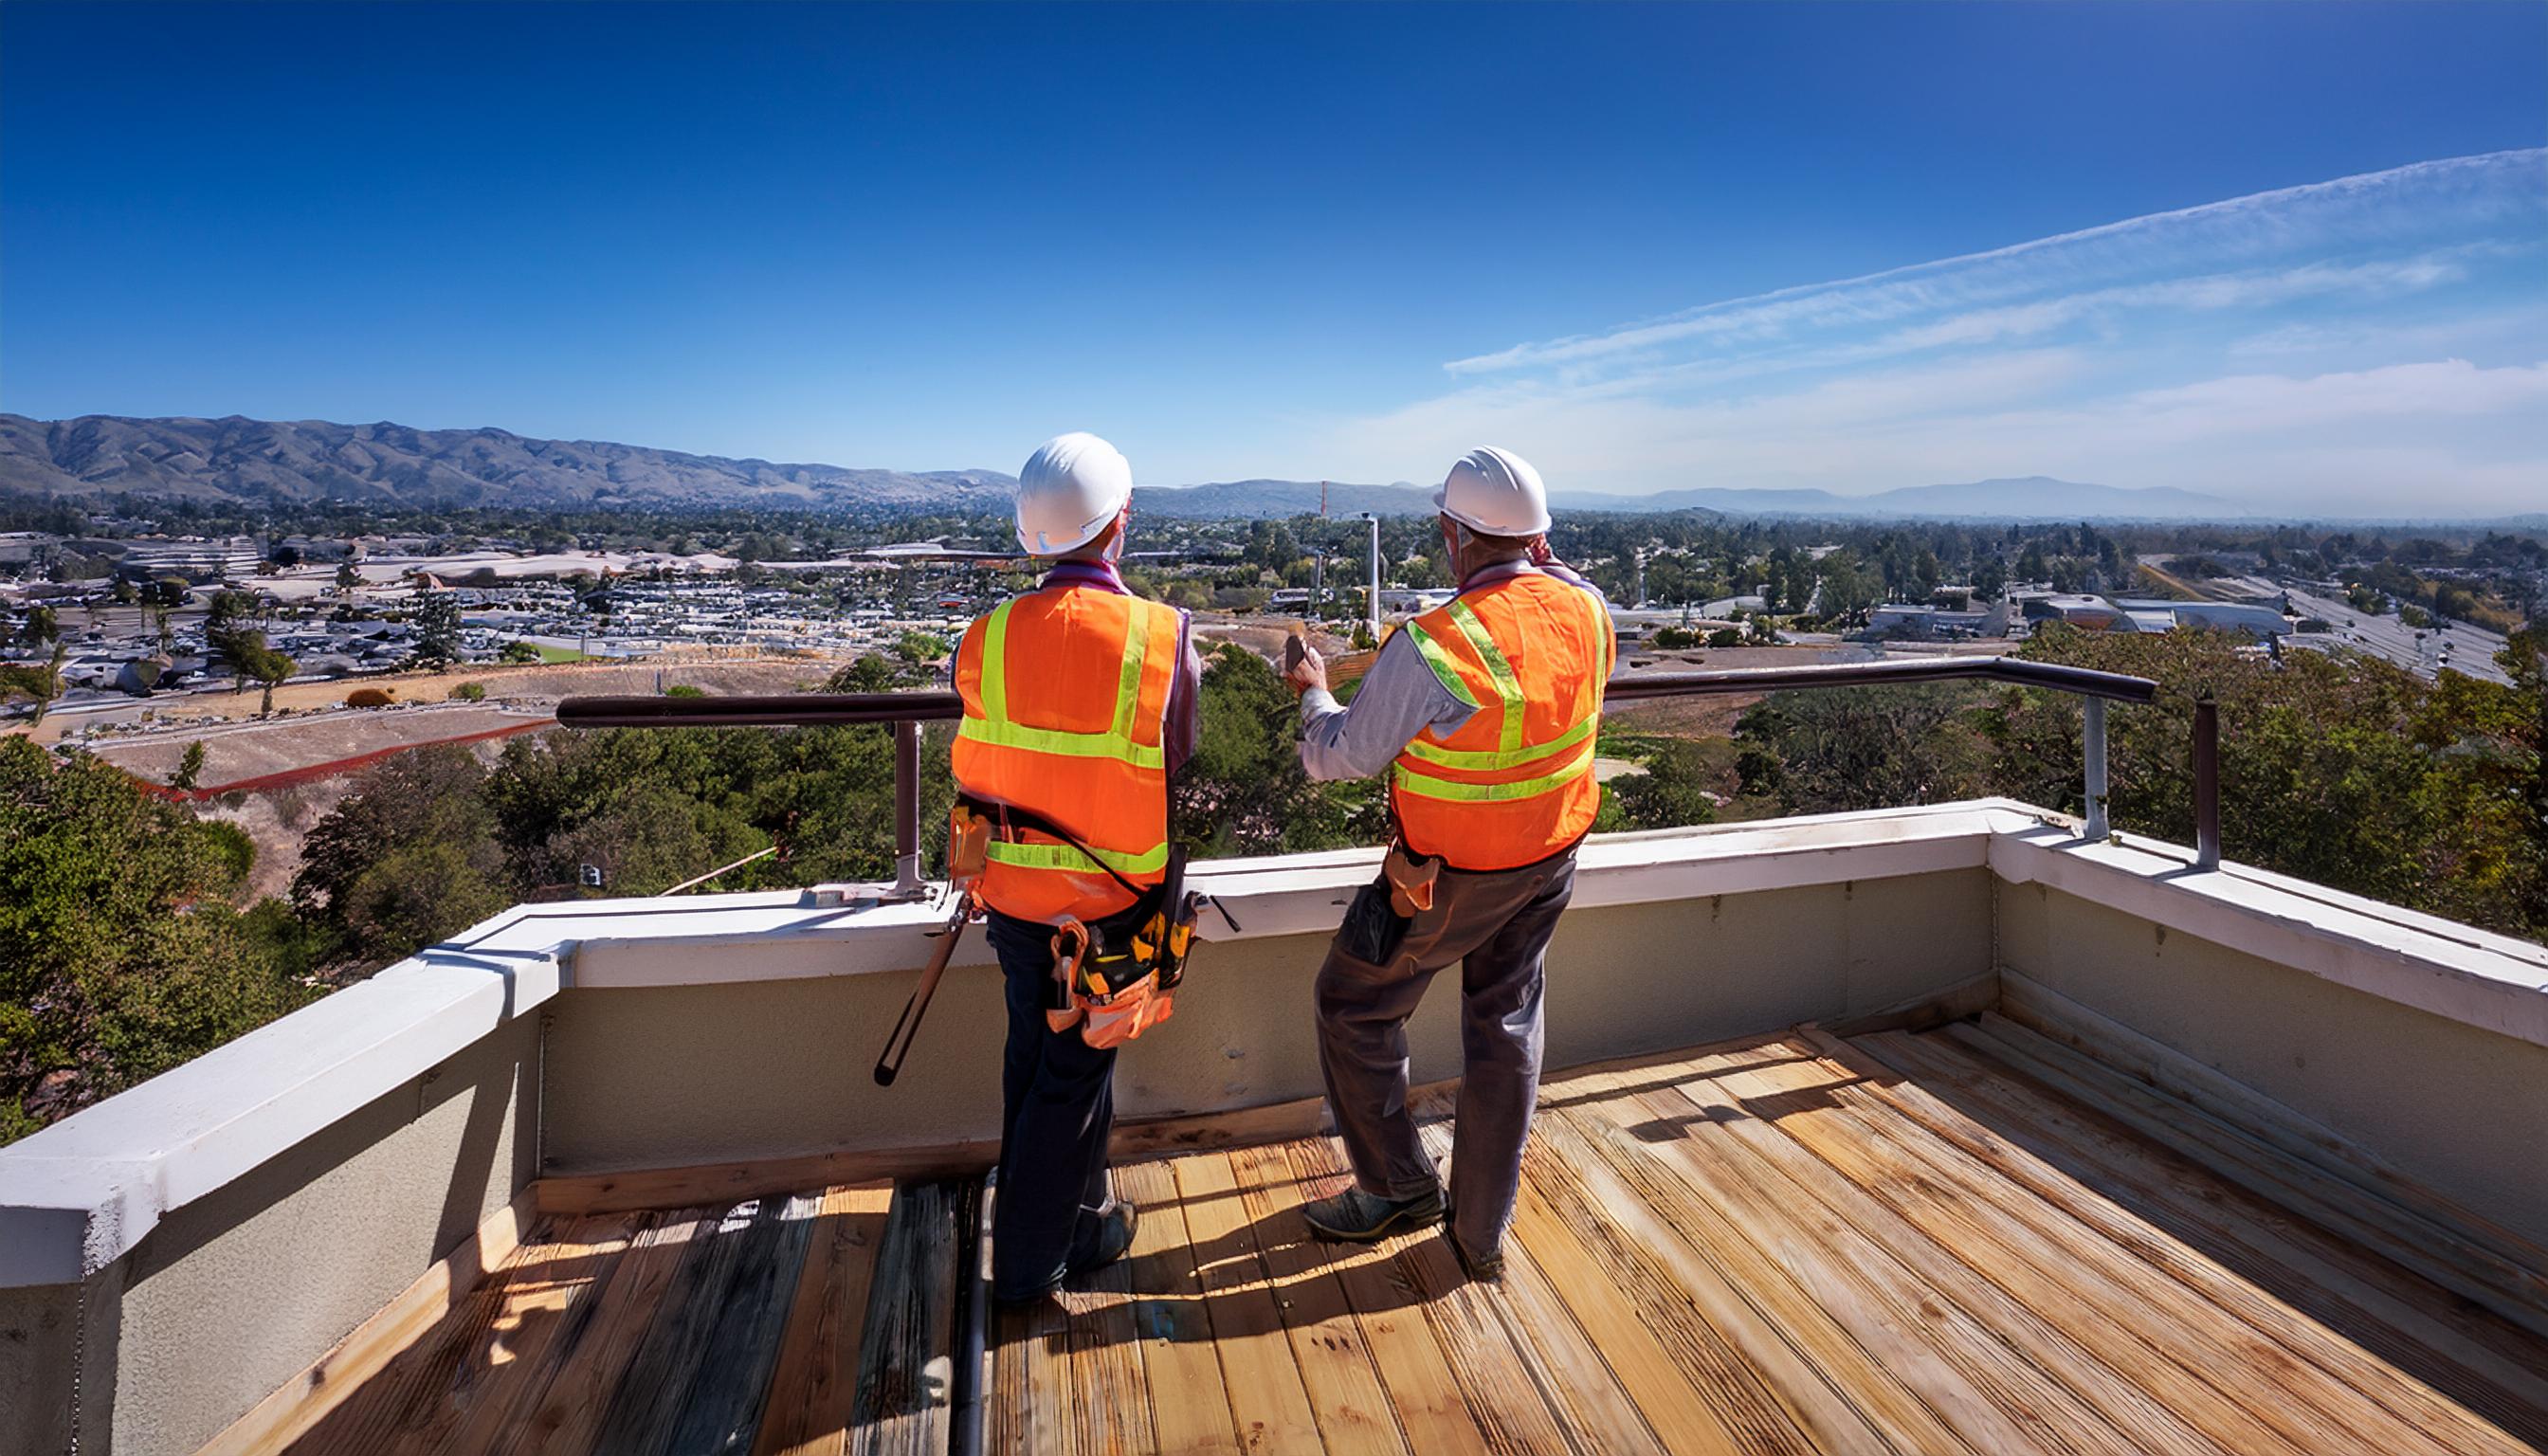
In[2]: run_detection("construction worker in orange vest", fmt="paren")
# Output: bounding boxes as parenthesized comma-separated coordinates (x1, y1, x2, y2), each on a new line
(1285, 446, 1611, 1282)
(953, 432, 1205, 1303)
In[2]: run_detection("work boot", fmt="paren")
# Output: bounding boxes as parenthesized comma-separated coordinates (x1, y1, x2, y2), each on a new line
(1301, 1183, 1444, 1243)
(1067, 1200, 1138, 1276)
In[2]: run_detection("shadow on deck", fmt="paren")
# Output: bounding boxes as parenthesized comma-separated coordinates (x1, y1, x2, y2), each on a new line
(268, 1021, 2548, 1456)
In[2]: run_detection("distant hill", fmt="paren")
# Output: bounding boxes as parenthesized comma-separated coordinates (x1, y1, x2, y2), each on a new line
(1138, 474, 2248, 521)
(1131, 479, 1441, 519)
(0, 414, 1015, 511)
(1553, 477, 2250, 520)
(0, 414, 2361, 523)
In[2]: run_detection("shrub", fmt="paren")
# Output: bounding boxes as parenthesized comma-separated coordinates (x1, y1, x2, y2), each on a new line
(448, 682, 487, 702)
(1708, 628, 1743, 648)
(346, 687, 395, 708)
(664, 683, 706, 698)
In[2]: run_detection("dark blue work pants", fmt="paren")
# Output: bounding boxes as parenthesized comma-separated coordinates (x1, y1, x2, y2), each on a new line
(986, 909, 1119, 1297)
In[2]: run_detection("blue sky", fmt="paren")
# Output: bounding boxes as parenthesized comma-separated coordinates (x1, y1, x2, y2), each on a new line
(4, 2, 2542, 514)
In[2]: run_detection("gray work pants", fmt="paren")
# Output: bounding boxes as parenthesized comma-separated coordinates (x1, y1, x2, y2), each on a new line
(1315, 849, 1576, 1257)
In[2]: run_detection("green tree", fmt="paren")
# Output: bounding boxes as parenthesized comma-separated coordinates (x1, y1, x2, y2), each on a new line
(499, 639, 542, 664)
(22, 605, 58, 644)
(171, 741, 208, 792)
(1174, 645, 1384, 856)
(293, 745, 511, 969)
(336, 561, 362, 591)
(249, 644, 298, 717)
(1, 739, 316, 1141)
(1610, 742, 1720, 831)
(0, 644, 67, 726)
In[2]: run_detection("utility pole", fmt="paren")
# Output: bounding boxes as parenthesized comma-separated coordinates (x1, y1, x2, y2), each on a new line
(1310, 552, 1323, 616)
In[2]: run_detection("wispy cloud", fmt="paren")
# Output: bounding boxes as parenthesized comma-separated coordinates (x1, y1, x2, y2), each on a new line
(1332, 150, 2548, 515)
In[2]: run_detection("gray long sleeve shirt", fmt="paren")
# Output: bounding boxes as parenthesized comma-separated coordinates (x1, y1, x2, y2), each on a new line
(1298, 560, 1608, 782)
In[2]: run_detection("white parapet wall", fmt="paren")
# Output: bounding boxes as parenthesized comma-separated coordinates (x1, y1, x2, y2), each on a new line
(2, 798, 2542, 1456)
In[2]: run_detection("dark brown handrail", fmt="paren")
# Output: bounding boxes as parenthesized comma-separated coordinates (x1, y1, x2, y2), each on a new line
(553, 653, 2157, 730)
(554, 652, 2204, 881)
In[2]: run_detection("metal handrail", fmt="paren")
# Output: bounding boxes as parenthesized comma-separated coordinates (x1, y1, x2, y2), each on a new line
(557, 652, 2204, 888)
(553, 653, 2157, 729)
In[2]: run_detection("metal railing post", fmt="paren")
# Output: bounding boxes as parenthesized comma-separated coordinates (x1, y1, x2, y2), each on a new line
(891, 719, 926, 898)
(2193, 696, 2220, 870)
(2081, 697, 2108, 841)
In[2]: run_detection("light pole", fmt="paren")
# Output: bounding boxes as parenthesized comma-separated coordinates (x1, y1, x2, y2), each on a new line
(1360, 513, 1382, 643)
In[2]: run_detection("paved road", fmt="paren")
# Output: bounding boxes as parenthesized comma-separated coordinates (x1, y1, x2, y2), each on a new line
(2279, 585, 2512, 687)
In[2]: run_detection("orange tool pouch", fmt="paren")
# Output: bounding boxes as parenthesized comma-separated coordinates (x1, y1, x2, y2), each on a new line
(947, 804, 992, 890)
(1383, 841, 1439, 918)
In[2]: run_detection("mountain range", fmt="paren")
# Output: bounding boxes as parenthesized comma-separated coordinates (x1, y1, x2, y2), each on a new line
(0, 414, 1015, 512)
(0, 412, 2267, 521)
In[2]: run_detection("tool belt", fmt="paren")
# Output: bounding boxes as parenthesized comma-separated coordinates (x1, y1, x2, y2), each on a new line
(952, 796, 1198, 1049)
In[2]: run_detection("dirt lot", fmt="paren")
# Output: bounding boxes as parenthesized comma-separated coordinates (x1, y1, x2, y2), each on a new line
(21, 652, 842, 747)
(88, 702, 552, 787)
(1604, 643, 1878, 737)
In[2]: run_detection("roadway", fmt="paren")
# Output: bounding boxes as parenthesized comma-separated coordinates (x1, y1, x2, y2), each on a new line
(2277, 584, 2513, 687)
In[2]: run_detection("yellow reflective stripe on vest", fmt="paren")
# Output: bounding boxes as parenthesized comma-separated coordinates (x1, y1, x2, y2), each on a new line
(1399, 711, 1596, 771)
(1111, 597, 1151, 739)
(1444, 599, 1525, 754)
(984, 837, 1172, 876)
(1400, 620, 1479, 709)
(1393, 737, 1597, 802)
(956, 596, 1167, 769)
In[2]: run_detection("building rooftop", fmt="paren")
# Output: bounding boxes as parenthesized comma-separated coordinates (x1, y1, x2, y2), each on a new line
(5, 797, 2545, 1456)
(252, 1022, 2548, 1456)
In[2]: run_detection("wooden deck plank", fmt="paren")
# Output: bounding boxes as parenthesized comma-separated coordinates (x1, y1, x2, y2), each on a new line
(1278, 1139, 1495, 1456)
(592, 1196, 794, 1456)
(1509, 1125, 1838, 1456)
(491, 1209, 716, 1456)
(1538, 1062, 1980, 1456)
(850, 1180, 964, 1456)
(1170, 1152, 1335, 1454)
(991, 1267, 1074, 1456)
(1283, 1137, 1584, 1456)
(1410, 1119, 1667, 1456)
(210, 1192, 539, 1456)
(284, 1212, 623, 1456)
(1790, 1028, 2540, 1456)
(1110, 1157, 1243, 1456)
(411, 1211, 653, 1456)
(1856, 1028, 2548, 1453)
(1958, 1013, 2548, 1338)
(664, 1192, 825, 1455)
(754, 1183, 897, 1456)
(1565, 1081, 2113, 1456)
(1224, 1141, 1414, 1456)
(1702, 1046, 2330, 1456)
(1057, 1227, 1158, 1456)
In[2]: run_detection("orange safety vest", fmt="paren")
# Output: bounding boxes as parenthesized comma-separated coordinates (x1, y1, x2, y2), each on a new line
(1391, 572, 1614, 872)
(952, 584, 1182, 924)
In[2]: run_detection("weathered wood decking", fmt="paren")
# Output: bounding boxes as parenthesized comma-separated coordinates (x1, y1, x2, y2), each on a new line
(264, 1021, 2548, 1455)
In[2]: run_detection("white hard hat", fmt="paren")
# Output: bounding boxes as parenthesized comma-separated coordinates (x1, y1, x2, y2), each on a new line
(1435, 446, 1551, 537)
(1013, 432, 1134, 555)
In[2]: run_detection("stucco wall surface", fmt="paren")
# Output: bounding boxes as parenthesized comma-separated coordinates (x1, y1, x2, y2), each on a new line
(541, 868, 1993, 1174)
(1997, 879, 2548, 1247)
(103, 1014, 537, 1456)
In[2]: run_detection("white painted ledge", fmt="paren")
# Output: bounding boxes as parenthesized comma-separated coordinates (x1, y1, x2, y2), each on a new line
(4, 796, 2541, 1288)
(1992, 824, 2548, 1048)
